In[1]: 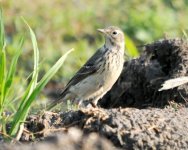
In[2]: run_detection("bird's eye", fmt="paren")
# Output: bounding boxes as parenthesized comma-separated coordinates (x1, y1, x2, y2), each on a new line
(112, 31, 117, 35)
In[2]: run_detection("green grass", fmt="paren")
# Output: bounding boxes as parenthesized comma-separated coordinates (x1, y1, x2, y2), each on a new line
(0, 10, 73, 139)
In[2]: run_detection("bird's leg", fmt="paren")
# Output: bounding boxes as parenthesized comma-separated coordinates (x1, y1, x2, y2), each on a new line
(90, 96, 101, 108)
(78, 99, 87, 109)
(90, 101, 97, 108)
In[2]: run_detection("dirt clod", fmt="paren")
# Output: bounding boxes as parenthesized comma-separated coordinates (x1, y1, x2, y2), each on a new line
(1, 128, 116, 150)
(13, 107, 188, 149)
(100, 38, 188, 108)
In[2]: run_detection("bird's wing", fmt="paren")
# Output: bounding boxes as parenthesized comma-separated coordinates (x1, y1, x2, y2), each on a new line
(60, 48, 104, 97)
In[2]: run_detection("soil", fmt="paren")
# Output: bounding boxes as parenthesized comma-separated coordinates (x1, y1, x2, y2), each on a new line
(1, 38, 188, 150)
(100, 38, 188, 108)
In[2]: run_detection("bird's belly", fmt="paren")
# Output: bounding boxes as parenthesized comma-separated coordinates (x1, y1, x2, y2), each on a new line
(102, 59, 123, 90)
(69, 74, 104, 100)
(69, 56, 124, 100)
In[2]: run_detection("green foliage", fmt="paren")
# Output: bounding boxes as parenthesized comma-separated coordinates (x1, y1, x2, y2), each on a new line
(0, 10, 25, 136)
(0, 11, 73, 138)
(1, 0, 187, 81)
(0, 10, 24, 117)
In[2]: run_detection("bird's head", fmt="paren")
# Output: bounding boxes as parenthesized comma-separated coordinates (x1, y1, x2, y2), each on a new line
(97, 26, 124, 47)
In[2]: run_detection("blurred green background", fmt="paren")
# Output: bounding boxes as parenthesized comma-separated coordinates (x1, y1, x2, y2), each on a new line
(1, 0, 188, 91)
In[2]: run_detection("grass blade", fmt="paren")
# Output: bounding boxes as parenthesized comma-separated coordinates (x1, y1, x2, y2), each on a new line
(16, 18, 39, 111)
(9, 48, 73, 136)
(9, 18, 40, 136)
(0, 8, 6, 123)
(22, 17, 39, 96)
(4, 37, 24, 99)
(0, 46, 6, 113)
(0, 8, 5, 49)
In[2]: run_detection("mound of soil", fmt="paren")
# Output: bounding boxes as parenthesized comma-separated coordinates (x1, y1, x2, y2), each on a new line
(9, 107, 188, 149)
(100, 38, 188, 108)
(1, 127, 116, 150)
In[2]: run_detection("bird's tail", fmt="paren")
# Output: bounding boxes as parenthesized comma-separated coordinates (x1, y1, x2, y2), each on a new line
(47, 100, 60, 111)
(47, 91, 69, 111)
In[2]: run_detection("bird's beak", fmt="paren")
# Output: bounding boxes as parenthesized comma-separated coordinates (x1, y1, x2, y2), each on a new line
(97, 29, 107, 34)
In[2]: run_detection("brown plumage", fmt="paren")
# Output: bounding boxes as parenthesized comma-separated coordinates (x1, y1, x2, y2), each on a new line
(49, 26, 125, 109)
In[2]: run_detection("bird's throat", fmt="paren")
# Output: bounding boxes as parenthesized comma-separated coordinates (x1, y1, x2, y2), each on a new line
(105, 38, 124, 49)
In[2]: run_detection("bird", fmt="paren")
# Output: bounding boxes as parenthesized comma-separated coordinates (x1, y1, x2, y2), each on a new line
(48, 26, 125, 109)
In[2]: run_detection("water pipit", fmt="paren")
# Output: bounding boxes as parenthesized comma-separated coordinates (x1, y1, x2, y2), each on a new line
(49, 26, 125, 109)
